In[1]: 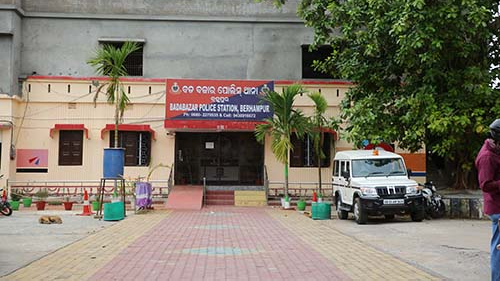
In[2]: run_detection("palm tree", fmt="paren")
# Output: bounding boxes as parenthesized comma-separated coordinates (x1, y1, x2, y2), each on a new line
(308, 92, 337, 195)
(87, 41, 140, 147)
(255, 84, 309, 199)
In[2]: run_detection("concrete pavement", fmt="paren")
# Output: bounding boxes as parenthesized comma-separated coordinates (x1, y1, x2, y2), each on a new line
(0, 206, 491, 280)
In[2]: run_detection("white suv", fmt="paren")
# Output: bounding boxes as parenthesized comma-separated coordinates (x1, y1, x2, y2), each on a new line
(332, 150, 424, 224)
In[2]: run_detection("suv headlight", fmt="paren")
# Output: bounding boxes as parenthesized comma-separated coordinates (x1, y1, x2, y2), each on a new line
(360, 187, 378, 196)
(406, 184, 418, 195)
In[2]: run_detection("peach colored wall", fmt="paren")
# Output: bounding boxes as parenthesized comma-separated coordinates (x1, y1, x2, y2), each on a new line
(1, 77, 425, 187)
(5, 78, 174, 184)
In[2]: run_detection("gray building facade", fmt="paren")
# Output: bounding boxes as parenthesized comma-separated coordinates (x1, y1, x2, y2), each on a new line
(0, 0, 312, 97)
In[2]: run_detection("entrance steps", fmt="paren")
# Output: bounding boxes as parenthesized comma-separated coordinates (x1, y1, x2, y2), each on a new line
(234, 191, 267, 207)
(205, 190, 235, 206)
(165, 185, 203, 210)
(204, 186, 266, 206)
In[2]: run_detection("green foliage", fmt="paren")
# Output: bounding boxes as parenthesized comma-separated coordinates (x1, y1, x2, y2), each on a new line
(87, 42, 140, 148)
(308, 92, 340, 193)
(255, 84, 309, 163)
(286, 0, 500, 188)
(34, 189, 49, 200)
(10, 190, 23, 202)
(255, 84, 309, 195)
(146, 163, 171, 182)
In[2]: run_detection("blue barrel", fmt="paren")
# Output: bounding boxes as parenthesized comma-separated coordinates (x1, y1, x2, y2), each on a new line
(103, 148, 125, 178)
(103, 202, 125, 221)
(311, 202, 332, 220)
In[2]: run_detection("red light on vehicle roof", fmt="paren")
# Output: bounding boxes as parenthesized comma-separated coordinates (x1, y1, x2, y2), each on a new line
(373, 149, 379, 156)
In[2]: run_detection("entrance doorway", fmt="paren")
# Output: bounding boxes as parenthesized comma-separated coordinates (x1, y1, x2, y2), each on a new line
(174, 132, 264, 185)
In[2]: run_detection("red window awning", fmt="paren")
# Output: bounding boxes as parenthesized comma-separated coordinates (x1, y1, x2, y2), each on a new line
(101, 124, 156, 140)
(320, 128, 338, 141)
(50, 124, 89, 139)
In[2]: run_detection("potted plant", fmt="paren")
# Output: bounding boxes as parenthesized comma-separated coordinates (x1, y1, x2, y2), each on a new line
(317, 193, 323, 203)
(125, 179, 136, 212)
(34, 189, 49, 211)
(22, 193, 33, 208)
(63, 196, 74, 211)
(92, 192, 101, 212)
(10, 189, 22, 211)
(297, 196, 307, 211)
(88, 41, 141, 179)
(307, 92, 339, 198)
(255, 84, 309, 209)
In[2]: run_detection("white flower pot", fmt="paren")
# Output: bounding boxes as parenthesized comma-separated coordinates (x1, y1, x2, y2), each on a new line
(284, 201, 290, 209)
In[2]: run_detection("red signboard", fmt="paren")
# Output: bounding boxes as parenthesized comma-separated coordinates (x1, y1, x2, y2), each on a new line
(165, 79, 274, 130)
(16, 149, 49, 168)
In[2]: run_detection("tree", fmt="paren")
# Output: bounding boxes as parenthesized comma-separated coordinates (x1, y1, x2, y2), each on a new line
(308, 92, 339, 195)
(255, 84, 309, 198)
(268, 0, 500, 189)
(87, 41, 140, 148)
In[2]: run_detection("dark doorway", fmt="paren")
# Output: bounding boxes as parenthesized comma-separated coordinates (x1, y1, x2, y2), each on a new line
(175, 132, 264, 185)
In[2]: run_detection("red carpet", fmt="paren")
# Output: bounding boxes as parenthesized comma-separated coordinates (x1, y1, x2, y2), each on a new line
(165, 185, 203, 210)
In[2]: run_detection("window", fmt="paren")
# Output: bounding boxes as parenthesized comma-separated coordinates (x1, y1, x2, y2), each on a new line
(352, 158, 406, 178)
(100, 41, 144, 76)
(302, 45, 335, 79)
(290, 134, 331, 167)
(110, 131, 151, 166)
(59, 131, 83, 165)
(333, 160, 340, 177)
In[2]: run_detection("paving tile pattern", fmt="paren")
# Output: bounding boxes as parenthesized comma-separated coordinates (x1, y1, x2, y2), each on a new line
(1, 211, 168, 281)
(91, 207, 349, 280)
(2, 207, 442, 281)
(268, 209, 441, 280)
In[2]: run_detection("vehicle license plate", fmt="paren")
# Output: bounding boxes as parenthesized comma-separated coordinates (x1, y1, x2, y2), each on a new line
(383, 199, 404, 205)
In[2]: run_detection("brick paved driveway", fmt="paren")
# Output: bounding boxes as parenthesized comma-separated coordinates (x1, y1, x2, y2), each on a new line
(2, 207, 439, 280)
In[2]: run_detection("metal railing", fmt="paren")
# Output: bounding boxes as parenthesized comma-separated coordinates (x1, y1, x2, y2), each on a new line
(267, 181, 333, 200)
(202, 177, 207, 206)
(167, 163, 174, 194)
(263, 165, 269, 205)
(7, 179, 170, 199)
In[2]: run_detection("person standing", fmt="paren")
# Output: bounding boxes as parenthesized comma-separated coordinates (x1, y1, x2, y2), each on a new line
(476, 118, 500, 281)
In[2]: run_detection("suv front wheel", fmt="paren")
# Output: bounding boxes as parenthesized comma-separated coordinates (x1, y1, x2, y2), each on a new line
(353, 197, 367, 224)
(336, 195, 348, 220)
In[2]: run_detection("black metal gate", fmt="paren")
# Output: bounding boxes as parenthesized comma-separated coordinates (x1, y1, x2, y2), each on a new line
(174, 132, 263, 185)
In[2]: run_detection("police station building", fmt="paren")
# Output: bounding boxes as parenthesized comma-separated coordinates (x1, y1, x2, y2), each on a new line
(0, 1, 425, 199)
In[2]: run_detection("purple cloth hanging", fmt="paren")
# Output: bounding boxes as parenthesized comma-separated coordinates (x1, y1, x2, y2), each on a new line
(135, 182, 152, 209)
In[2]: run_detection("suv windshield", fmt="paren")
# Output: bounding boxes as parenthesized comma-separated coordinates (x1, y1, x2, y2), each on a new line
(352, 158, 406, 177)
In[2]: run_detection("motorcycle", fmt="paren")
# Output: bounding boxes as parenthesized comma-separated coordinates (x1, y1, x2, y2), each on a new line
(419, 181, 445, 219)
(0, 175, 13, 216)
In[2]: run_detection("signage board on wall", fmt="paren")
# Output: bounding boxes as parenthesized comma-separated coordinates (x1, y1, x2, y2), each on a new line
(165, 79, 274, 130)
(16, 149, 49, 173)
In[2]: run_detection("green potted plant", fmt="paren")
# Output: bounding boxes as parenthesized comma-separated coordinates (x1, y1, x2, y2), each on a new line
(92, 192, 101, 212)
(297, 196, 306, 211)
(88, 41, 141, 179)
(22, 193, 33, 208)
(34, 189, 49, 211)
(10, 189, 23, 211)
(254, 84, 309, 209)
